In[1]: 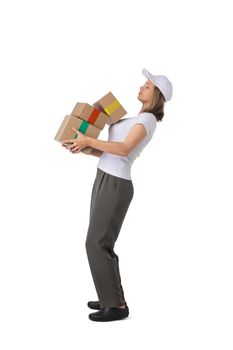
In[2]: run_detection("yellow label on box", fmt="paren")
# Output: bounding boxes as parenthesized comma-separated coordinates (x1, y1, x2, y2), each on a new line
(104, 100, 121, 115)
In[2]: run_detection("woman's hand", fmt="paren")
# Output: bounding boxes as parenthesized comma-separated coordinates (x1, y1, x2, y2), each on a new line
(62, 127, 90, 153)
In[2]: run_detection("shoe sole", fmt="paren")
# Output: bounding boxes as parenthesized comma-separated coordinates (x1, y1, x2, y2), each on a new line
(89, 310, 129, 322)
(89, 314, 129, 321)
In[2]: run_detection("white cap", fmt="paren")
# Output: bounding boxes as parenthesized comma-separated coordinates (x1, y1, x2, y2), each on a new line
(142, 68, 173, 102)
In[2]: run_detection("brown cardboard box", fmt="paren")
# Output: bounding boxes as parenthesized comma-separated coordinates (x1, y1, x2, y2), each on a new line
(93, 91, 127, 125)
(71, 102, 108, 130)
(54, 115, 101, 155)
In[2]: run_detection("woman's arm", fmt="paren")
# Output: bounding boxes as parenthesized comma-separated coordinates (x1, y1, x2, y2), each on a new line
(88, 139, 127, 156)
(88, 124, 147, 156)
(63, 124, 147, 156)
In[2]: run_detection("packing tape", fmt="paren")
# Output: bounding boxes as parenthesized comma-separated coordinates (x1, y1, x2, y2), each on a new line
(104, 100, 121, 115)
(87, 108, 100, 124)
(74, 120, 89, 138)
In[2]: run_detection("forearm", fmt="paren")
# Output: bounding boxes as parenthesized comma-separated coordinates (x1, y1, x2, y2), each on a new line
(88, 138, 127, 156)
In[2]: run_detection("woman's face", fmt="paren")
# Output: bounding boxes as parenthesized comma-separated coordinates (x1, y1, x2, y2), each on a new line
(137, 79, 155, 103)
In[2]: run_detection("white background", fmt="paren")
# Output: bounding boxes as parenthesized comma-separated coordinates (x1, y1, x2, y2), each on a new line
(0, 0, 232, 349)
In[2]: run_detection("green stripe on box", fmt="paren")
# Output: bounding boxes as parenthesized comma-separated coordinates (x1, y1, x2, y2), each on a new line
(74, 120, 89, 138)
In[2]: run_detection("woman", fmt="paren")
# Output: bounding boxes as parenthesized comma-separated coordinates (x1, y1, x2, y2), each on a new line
(62, 68, 173, 322)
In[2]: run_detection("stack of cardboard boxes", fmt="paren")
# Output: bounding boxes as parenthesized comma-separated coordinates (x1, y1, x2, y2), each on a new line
(54, 92, 127, 154)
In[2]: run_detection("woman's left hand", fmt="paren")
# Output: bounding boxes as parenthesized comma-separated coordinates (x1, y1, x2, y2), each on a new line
(62, 127, 90, 153)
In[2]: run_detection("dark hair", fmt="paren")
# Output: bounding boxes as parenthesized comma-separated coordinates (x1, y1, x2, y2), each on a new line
(142, 85, 165, 122)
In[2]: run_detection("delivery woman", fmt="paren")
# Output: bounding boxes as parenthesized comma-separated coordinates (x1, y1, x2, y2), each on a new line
(62, 68, 173, 322)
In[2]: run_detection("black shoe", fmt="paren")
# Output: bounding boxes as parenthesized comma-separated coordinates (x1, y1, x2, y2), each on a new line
(89, 305, 129, 322)
(87, 301, 101, 310)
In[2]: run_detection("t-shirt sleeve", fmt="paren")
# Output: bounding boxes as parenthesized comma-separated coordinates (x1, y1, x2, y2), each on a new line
(134, 113, 157, 136)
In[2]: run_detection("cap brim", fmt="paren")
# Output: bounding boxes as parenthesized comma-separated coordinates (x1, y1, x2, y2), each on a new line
(142, 68, 153, 81)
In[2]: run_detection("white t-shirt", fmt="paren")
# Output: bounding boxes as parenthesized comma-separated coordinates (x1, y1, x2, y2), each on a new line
(97, 112, 157, 180)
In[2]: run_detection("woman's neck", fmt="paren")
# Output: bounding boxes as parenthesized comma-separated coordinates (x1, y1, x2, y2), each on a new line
(139, 103, 150, 114)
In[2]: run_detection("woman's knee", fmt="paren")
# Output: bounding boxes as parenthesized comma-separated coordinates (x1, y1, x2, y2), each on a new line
(85, 235, 100, 253)
(85, 234, 113, 254)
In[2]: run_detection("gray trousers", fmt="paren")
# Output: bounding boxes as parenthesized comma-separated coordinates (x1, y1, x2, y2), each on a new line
(85, 167, 134, 308)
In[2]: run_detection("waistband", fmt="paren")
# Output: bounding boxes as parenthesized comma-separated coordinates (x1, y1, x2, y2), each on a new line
(97, 167, 133, 183)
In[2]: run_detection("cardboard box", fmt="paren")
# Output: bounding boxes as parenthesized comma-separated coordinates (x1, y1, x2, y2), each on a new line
(93, 91, 127, 125)
(71, 102, 108, 130)
(54, 115, 101, 155)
